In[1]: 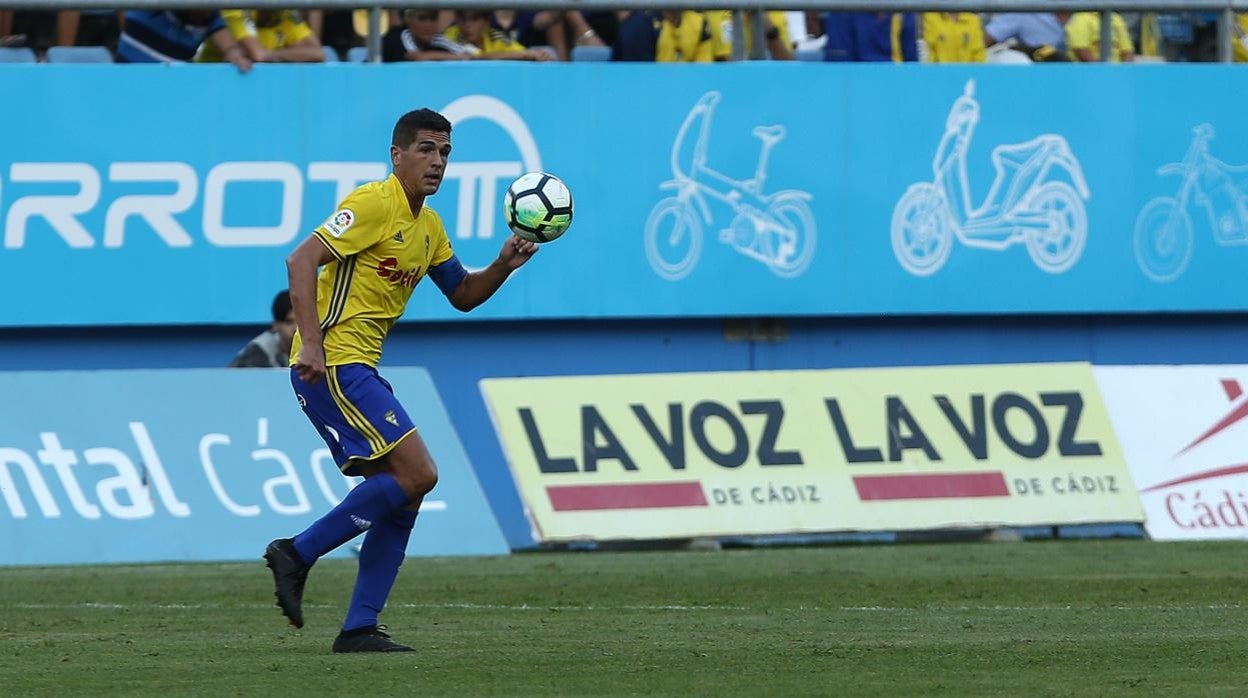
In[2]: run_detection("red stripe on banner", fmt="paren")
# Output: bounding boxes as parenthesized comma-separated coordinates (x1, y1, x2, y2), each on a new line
(853, 472, 1010, 501)
(1139, 462, 1248, 493)
(547, 482, 708, 511)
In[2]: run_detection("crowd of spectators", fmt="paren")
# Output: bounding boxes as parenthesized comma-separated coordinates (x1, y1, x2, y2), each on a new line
(2, 8, 1246, 64)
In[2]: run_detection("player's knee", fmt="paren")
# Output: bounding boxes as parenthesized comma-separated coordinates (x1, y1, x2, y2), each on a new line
(389, 459, 438, 498)
(385, 432, 439, 498)
(409, 467, 438, 496)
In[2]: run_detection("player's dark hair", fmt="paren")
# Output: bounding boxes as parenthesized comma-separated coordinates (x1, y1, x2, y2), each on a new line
(392, 109, 452, 149)
(271, 289, 292, 323)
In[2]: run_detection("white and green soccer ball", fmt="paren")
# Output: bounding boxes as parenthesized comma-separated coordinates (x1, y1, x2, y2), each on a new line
(503, 172, 573, 243)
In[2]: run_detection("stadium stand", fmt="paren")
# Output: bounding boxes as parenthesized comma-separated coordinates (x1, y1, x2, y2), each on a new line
(0, 45, 35, 62)
(571, 44, 611, 61)
(796, 46, 823, 61)
(0, 10, 1243, 64)
(45, 45, 114, 63)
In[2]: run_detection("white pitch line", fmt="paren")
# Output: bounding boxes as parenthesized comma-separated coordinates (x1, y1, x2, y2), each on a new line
(394, 603, 751, 611)
(5, 602, 1244, 612)
(402, 603, 1247, 612)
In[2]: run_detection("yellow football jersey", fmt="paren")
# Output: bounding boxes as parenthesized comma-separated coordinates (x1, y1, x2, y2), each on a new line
(1065, 12, 1133, 62)
(197, 10, 314, 62)
(704, 10, 789, 60)
(290, 174, 455, 367)
(443, 25, 528, 54)
(1235, 14, 1247, 63)
(921, 12, 986, 63)
(656, 11, 718, 62)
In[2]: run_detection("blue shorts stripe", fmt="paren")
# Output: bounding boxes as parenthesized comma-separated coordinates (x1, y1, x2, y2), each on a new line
(323, 370, 369, 448)
(333, 368, 387, 452)
(327, 366, 384, 452)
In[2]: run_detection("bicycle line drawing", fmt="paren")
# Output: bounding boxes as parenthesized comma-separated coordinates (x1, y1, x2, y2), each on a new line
(644, 91, 817, 281)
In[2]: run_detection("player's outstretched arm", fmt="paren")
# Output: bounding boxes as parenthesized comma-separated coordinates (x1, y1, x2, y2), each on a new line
(448, 235, 537, 312)
(286, 236, 336, 384)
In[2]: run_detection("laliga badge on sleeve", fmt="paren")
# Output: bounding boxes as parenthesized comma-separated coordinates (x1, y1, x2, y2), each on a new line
(323, 209, 355, 238)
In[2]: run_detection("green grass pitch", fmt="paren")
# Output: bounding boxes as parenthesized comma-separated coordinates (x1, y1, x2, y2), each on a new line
(2, 540, 1246, 696)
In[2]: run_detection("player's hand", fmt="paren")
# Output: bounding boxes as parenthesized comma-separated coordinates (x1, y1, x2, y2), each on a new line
(294, 343, 327, 385)
(498, 235, 539, 269)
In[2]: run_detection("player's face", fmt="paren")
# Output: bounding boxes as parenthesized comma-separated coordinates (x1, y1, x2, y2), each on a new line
(392, 130, 452, 196)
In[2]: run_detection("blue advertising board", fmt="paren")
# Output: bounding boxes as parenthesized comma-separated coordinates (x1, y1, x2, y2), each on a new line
(2, 63, 1247, 326)
(0, 368, 508, 565)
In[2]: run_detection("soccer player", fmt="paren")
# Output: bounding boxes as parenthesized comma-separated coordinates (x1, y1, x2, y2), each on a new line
(264, 108, 539, 653)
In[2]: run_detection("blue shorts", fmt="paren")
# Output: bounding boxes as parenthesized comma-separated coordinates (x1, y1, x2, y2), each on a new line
(291, 363, 416, 477)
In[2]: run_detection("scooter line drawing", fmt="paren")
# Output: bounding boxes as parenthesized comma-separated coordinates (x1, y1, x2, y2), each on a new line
(644, 91, 817, 281)
(1134, 123, 1248, 282)
(891, 79, 1091, 277)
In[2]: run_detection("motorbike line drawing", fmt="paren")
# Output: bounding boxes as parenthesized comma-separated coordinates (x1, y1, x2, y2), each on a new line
(1134, 124, 1248, 282)
(644, 92, 817, 281)
(891, 80, 1091, 277)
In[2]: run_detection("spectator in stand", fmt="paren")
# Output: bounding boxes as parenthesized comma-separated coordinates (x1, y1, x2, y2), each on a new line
(983, 12, 1069, 62)
(0, 10, 56, 50)
(1235, 13, 1248, 62)
(707, 10, 794, 60)
(0, 9, 155, 54)
(510, 10, 605, 61)
(444, 9, 551, 60)
(198, 10, 325, 63)
(585, 12, 619, 49)
(611, 10, 660, 61)
(229, 290, 297, 369)
(1137, 13, 1163, 60)
(655, 11, 723, 62)
(381, 8, 472, 62)
(492, 10, 528, 45)
(51, 11, 124, 51)
(303, 9, 387, 60)
(823, 12, 917, 62)
(1065, 11, 1134, 62)
(922, 12, 986, 62)
(285, 9, 349, 60)
(788, 11, 826, 54)
(304, 9, 324, 40)
(353, 9, 399, 44)
(118, 10, 252, 71)
(0, 11, 16, 46)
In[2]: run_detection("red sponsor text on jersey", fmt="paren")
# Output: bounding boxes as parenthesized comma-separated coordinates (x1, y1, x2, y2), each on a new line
(376, 257, 422, 288)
